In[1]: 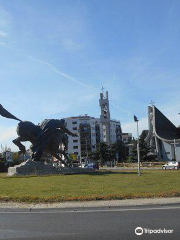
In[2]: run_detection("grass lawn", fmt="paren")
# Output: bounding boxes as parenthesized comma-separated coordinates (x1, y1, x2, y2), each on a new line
(0, 170, 180, 202)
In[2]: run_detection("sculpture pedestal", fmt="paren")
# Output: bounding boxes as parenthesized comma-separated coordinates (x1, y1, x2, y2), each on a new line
(8, 160, 95, 176)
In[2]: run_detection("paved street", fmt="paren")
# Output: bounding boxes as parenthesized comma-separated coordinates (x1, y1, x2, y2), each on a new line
(0, 205, 180, 240)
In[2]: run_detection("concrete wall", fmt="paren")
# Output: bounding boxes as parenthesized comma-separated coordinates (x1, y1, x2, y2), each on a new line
(175, 143, 180, 162)
(161, 141, 173, 161)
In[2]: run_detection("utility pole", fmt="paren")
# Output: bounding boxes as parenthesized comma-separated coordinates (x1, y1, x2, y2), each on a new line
(134, 115, 141, 176)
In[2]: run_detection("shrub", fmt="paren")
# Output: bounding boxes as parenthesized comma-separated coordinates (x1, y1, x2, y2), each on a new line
(0, 160, 8, 173)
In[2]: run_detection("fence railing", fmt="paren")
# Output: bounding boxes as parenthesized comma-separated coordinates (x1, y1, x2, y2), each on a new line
(116, 162, 165, 167)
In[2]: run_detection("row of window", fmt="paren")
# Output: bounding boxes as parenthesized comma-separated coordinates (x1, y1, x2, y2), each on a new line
(72, 124, 120, 132)
(73, 145, 96, 150)
(72, 121, 96, 125)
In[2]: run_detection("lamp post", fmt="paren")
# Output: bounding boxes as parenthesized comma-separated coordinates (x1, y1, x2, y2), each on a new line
(77, 128, 82, 165)
(134, 115, 141, 176)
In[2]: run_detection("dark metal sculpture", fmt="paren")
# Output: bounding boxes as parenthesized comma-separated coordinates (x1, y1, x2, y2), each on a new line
(0, 104, 77, 166)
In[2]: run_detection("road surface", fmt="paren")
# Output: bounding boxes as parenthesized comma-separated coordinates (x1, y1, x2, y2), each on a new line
(0, 204, 180, 240)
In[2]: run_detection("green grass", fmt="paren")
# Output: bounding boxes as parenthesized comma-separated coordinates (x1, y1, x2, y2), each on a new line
(0, 170, 180, 202)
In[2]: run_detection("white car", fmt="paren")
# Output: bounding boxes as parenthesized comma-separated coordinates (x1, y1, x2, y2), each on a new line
(162, 161, 179, 170)
(80, 163, 86, 168)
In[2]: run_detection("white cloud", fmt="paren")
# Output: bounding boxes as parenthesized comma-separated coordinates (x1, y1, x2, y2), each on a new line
(27, 55, 97, 90)
(0, 41, 6, 45)
(111, 103, 132, 117)
(0, 30, 7, 37)
(0, 126, 17, 142)
(61, 38, 84, 51)
(0, 6, 10, 28)
(80, 92, 98, 102)
(0, 125, 31, 152)
(40, 101, 72, 116)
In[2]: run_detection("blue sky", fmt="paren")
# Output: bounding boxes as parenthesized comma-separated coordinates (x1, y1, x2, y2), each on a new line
(0, 0, 180, 150)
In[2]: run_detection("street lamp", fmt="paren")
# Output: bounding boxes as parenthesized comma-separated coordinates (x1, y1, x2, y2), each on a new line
(77, 129, 82, 164)
(134, 115, 141, 176)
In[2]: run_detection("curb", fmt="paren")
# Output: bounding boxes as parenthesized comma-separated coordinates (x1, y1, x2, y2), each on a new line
(1, 197, 180, 209)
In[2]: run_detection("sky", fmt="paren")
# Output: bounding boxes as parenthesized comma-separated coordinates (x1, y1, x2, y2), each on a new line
(0, 0, 180, 151)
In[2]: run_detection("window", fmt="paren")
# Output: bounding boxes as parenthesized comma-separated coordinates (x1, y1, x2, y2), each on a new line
(73, 140, 78, 143)
(73, 127, 77, 130)
(72, 121, 77, 124)
(73, 146, 78, 149)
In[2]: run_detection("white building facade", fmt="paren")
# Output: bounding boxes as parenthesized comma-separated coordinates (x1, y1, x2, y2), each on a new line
(63, 90, 122, 159)
(64, 115, 122, 159)
(122, 133, 132, 144)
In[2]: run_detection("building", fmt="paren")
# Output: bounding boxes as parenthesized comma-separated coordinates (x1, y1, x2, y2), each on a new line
(2, 151, 13, 163)
(99, 90, 111, 144)
(122, 133, 132, 144)
(64, 90, 122, 159)
(122, 133, 133, 158)
(145, 105, 180, 162)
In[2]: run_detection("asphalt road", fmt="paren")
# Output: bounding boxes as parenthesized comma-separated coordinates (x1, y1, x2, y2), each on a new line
(0, 205, 180, 240)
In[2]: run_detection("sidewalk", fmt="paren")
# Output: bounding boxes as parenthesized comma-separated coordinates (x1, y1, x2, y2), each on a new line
(1, 197, 180, 209)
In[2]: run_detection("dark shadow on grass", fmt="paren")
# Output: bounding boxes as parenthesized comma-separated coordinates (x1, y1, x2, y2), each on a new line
(0, 170, 149, 178)
(84, 169, 151, 176)
(85, 171, 139, 176)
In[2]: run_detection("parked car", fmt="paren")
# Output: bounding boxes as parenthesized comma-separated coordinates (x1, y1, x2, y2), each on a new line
(162, 161, 179, 170)
(84, 163, 99, 170)
(80, 163, 86, 168)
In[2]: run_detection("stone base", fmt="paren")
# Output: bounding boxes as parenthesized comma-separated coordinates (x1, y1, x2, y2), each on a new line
(8, 160, 95, 176)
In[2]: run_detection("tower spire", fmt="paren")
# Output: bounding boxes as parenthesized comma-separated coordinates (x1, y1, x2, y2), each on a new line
(149, 100, 155, 107)
(101, 86, 105, 97)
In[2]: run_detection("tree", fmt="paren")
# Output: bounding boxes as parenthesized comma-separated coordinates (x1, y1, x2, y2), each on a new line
(110, 140, 126, 162)
(131, 130, 150, 162)
(90, 142, 111, 164)
(129, 139, 138, 162)
(89, 141, 126, 164)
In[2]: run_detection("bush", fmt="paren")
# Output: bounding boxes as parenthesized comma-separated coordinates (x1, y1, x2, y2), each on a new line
(126, 156, 134, 163)
(0, 161, 8, 173)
